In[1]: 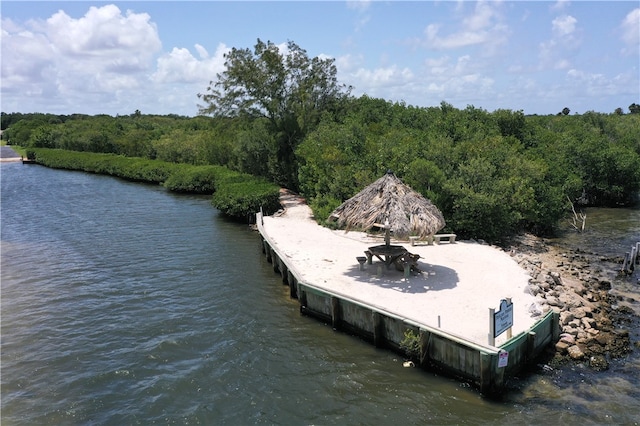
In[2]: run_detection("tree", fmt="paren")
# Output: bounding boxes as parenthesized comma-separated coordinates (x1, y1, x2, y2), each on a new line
(198, 39, 352, 189)
(629, 103, 640, 114)
(562, 107, 571, 116)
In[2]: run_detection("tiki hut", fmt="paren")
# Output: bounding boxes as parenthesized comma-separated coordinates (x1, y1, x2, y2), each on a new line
(328, 171, 446, 239)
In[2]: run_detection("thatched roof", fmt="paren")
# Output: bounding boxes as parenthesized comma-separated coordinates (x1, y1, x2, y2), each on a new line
(328, 171, 445, 239)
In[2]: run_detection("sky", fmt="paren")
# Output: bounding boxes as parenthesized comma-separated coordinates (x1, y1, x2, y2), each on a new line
(1, 1, 639, 117)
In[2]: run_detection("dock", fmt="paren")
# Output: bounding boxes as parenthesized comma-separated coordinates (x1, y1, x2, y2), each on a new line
(256, 203, 558, 396)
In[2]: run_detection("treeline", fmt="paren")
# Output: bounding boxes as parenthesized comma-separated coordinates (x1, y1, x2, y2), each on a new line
(22, 148, 281, 221)
(3, 100, 639, 241)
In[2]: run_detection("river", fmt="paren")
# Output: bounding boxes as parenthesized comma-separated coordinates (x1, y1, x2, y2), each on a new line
(1, 162, 639, 425)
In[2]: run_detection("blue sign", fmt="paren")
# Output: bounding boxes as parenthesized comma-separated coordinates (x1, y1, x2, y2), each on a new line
(494, 299, 513, 337)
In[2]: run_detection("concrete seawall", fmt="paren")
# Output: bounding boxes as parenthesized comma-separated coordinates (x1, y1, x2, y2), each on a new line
(256, 210, 559, 396)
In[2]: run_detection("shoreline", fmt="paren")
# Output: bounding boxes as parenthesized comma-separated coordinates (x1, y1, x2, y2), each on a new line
(274, 189, 637, 372)
(500, 234, 637, 370)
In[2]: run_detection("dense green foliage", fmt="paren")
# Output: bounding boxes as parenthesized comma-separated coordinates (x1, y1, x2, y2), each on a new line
(26, 148, 280, 219)
(211, 179, 282, 220)
(31, 148, 181, 183)
(164, 165, 233, 194)
(297, 99, 640, 240)
(4, 98, 639, 241)
(197, 39, 352, 189)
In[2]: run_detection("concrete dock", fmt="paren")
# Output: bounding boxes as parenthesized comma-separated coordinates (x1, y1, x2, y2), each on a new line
(256, 199, 558, 395)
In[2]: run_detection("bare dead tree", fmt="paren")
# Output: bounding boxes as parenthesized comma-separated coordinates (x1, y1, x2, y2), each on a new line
(567, 196, 586, 232)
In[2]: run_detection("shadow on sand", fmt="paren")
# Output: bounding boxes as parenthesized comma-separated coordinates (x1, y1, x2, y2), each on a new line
(344, 261, 458, 294)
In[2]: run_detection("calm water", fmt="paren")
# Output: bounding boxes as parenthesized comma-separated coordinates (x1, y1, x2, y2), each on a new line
(1, 163, 639, 425)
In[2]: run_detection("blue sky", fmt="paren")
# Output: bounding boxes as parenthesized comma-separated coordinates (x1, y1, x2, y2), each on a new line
(1, 1, 638, 116)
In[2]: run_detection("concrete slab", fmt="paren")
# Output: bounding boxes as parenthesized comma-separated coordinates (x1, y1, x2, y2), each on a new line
(261, 200, 543, 348)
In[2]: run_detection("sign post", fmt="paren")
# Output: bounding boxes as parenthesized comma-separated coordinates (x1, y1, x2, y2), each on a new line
(488, 298, 514, 347)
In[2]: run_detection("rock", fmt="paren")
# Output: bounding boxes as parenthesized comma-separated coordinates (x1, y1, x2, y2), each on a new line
(586, 328, 600, 336)
(596, 316, 612, 328)
(589, 355, 609, 371)
(562, 326, 579, 336)
(560, 311, 575, 325)
(598, 280, 612, 290)
(526, 284, 541, 296)
(559, 293, 583, 309)
(559, 333, 575, 345)
(504, 234, 633, 366)
(546, 296, 563, 308)
(568, 319, 582, 329)
(572, 307, 588, 319)
(581, 317, 597, 330)
(595, 333, 611, 346)
(613, 328, 630, 339)
(567, 345, 585, 360)
(587, 343, 604, 354)
(528, 303, 543, 317)
(555, 341, 570, 354)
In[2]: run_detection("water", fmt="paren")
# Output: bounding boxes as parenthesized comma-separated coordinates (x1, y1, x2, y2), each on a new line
(1, 163, 639, 425)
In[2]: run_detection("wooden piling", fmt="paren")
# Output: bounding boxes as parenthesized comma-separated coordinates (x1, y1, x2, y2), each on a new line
(419, 330, 431, 366)
(331, 296, 341, 330)
(621, 242, 639, 274)
(372, 311, 384, 347)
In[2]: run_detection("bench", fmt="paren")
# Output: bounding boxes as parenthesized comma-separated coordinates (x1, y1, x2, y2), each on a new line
(356, 256, 367, 271)
(409, 236, 431, 246)
(433, 233, 456, 244)
(394, 252, 421, 277)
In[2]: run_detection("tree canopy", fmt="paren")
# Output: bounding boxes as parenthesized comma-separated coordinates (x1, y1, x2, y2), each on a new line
(3, 38, 639, 243)
(197, 39, 352, 189)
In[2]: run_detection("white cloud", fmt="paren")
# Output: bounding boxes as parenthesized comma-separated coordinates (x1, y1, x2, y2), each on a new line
(1, 5, 164, 113)
(566, 68, 637, 97)
(551, 0, 571, 12)
(1, 22, 57, 94)
(463, 0, 499, 31)
(45, 5, 161, 61)
(552, 15, 577, 36)
(538, 13, 581, 70)
(346, 0, 371, 13)
(339, 49, 496, 109)
(195, 44, 209, 60)
(425, 56, 451, 75)
(619, 8, 640, 55)
(351, 65, 414, 87)
(346, 0, 371, 32)
(424, 23, 488, 49)
(152, 43, 229, 85)
(420, 1, 508, 54)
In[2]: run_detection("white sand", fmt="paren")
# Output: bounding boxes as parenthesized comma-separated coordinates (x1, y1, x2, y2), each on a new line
(261, 199, 543, 348)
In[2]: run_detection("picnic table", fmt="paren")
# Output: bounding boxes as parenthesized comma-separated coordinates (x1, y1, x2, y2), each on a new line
(362, 220, 421, 276)
(366, 244, 408, 268)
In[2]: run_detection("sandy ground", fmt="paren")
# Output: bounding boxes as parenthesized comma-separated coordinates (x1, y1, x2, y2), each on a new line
(261, 192, 543, 348)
